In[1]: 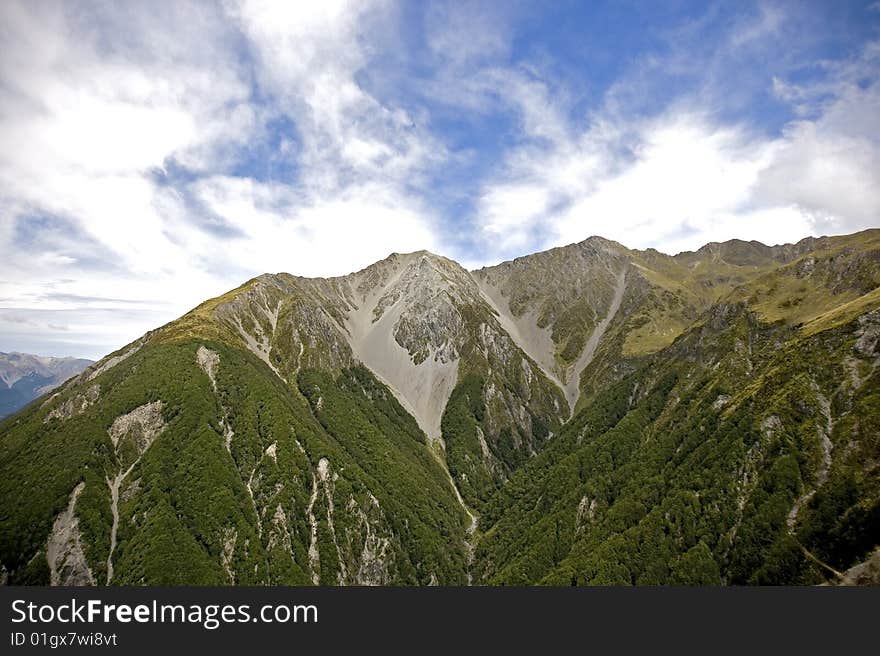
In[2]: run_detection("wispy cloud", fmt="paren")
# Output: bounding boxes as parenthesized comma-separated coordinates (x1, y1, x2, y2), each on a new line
(0, 0, 442, 357)
(0, 0, 877, 358)
(458, 4, 880, 261)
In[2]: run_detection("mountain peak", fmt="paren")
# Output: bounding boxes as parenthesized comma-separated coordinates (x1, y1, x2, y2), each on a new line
(3, 229, 880, 586)
(389, 248, 439, 258)
(578, 234, 625, 250)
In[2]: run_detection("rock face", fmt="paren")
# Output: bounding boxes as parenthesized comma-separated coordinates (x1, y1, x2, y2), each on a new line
(208, 230, 880, 458)
(108, 401, 166, 456)
(106, 401, 166, 584)
(1, 228, 880, 586)
(44, 384, 100, 423)
(46, 482, 95, 586)
(207, 251, 569, 511)
(474, 237, 629, 389)
(342, 252, 471, 442)
(836, 548, 880, 586)
(213, 252, 567, 444)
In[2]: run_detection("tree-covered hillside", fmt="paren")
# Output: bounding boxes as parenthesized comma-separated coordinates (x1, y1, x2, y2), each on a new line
(0, 340, 469, 585)
(474, 302, 880, 584)
(1, 229, 878, 585)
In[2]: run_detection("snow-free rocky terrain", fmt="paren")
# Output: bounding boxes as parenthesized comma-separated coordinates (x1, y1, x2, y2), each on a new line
(0, 352, 92, 420)
(1, 230, 879, 585)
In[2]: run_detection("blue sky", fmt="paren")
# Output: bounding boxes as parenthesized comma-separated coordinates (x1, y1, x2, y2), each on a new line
(1, 0, 879, 359)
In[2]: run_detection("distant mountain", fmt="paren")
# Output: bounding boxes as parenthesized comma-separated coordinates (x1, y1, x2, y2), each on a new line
(0, 353, 93, 419)
(0, 229, 878, 586)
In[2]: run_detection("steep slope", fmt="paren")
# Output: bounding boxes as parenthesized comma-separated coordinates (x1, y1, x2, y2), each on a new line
(0, 297, 477, 585)
(473, 237, 629, 412)
(343, 252, 465, 443)
(726, 230, 880, 326)
(470, 230, 880, 584)
(469, 229, 880, 585)
(0, 353, 93, 419)
(196, 252, 569, 511)
(474, 230, 880, 416)
(474, 299, 880, 585)
(0, 250, 566, 585)
(0, 335, 472, 585)
(1, 228, 878, 586)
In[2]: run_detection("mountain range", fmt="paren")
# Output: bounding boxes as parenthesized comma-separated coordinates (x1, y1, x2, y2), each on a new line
(1, 229, 878, 585)
(0, 353, 92, 420)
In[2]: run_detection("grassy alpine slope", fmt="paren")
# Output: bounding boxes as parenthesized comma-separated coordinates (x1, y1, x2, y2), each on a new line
(0, 229, 878, 585)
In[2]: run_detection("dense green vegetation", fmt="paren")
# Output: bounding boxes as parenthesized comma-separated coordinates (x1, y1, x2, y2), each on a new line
(473, 304, 880, 585)
(442, 374, 497, 508)
(0, 341, 467, 585)
(1, 229, 878, 586)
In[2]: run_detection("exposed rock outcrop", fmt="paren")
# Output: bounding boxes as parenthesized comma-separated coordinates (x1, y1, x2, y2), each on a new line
(46, 482, 95, 586)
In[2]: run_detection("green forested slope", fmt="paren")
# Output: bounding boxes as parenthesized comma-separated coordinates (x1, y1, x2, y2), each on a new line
(1, 229, 879, 586)
(473, 303, 880, 584)
(0, 339, 468, 585)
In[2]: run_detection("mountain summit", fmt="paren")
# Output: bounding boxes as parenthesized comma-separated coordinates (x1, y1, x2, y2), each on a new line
(1, 229, 879, 585)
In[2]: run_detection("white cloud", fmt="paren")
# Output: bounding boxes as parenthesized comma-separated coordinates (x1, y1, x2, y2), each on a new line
(478, 184, 551, 252)
(756, 62, 880, 230)
(192, 176, 439, 277)
(728, 5, 784, 50)
(1, 1, 877, 360)
(425, 0, 513, 67)
(231, 0, 446, 194)
(0, 0, 442, 358)
(472, 110, 794, 257)
(470, 38, 880, 262)
(0, 1, 254, 282)
(552, 116, 779, 249)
